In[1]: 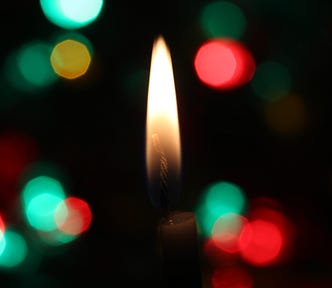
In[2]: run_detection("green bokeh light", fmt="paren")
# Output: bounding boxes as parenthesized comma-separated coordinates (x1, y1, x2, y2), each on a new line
(26, 193, 65, 231)
(0, 230, 27, 268)
(40, 0, 104, 30)
(4, 41, 57, 93)
(22, 176, 66, 208)
(200, 1, 246, 39)
(0, 231, 5, 256)
(21, 176, 66, 231)
(17, 42, 57, 87)
(196, 181, 247, 237)
(251, 61, 291, 101)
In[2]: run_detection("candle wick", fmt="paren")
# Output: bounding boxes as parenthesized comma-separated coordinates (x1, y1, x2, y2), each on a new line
(152, 133, 169, 213)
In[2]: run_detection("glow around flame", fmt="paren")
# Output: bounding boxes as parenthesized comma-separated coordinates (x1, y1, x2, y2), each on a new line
(146, 35, 181, 210)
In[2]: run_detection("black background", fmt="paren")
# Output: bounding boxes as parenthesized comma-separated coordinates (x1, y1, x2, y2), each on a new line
(0, 0, 332, 287)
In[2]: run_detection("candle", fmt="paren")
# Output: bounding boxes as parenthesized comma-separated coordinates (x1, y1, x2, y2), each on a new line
(145, 35, 202, 287)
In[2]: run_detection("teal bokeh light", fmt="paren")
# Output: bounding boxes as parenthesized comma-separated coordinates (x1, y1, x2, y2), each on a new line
(200, 1, 246, 39)
(251, 61, 292, 101)
(196, 181, 247, 237)
(0, 231, 5, 256)
(40, 0, 104, 30)
(21, 176, 66, 231)
(17, 41, 57, 88)
(26, 193, 65, 231)
(22, 176, 66, 207)
(0, 230, 27, 268)
(4, 41, 57, 94)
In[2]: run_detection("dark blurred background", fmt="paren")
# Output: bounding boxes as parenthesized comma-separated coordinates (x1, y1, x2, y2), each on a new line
(0, 0, 332, 287)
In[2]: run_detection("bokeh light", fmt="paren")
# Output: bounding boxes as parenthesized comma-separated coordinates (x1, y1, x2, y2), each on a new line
(200, 1, 246, 39)
(21, 176, 66, 231)
(264, 93, 308, 136)
(194, 38, 255, 91)
(20, 161, 67, 187)
(196, 181, 247, 237)
(50, 38, 92, 79)
(0, 131, 38, 184)
(0, 131, 38, 216)
(245, 197, 295, 265)
(4, 41, 57, 93)
(239, 219, 283, 266)
(251, 60, 291, 101)
(0, 231, 5, 255)
(55, 196, 92, 235)
(211, 266, 253, 288)
(25, 193, 66, 231)
(0, 230, 28, 268)
(36, 229, 78, 246)
(211, 213, 249, 254)
(0, 215, 5, 235)
(17, 41, 58, 88)
(40, 0, 104, 30)
(21, 176, 66, 207)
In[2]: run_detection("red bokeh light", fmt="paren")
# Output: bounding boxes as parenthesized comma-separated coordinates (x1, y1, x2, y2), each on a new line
(0, 214, 5, 234)
(0, 130, 37, 183)
(55, 196, 92, 235)
(0, 130, 38, 217)
(247, 197, 295, 264)
(211, 266, 253, 288)
(239, 219, 283, 266)
(194, 38, 255, 91)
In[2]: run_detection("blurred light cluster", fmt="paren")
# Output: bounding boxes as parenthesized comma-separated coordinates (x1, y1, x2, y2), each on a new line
(1, 0, 102, 110)
(194, 1, 255, 91)
(193, 0, 309, 141)
(195, 181, 295, 287)
(0, 2, 101, 269)
(21, 175, 92, 246)
(0, 129, 92, 270)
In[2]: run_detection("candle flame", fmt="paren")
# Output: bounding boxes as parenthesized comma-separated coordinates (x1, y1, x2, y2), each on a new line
(146, 35, 181, 210)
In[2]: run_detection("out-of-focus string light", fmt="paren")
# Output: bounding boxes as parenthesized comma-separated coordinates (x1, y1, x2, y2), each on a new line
(36, 229, 78, 246)
(238, 197, 294, 266)
(50, 38, 92, 79)
(21, 176, 66, 231)
(211, 266, 254, 288)
(4, 41, 57, 93)
(251, 60, 291, 101)
(55, 196, 92, 236)
(239, 219, 283, 266)
(200, 1, 247, 39)
(211, 213, 249, 254)
(263, 93, 308, 136)
(196, 181, 247, 237)
(0, 215, 5, 235)
(0, 131, 38, 216)
(0, 131, 38, 184)
(0, 230, 28, 268)
(40, 0, 104, 30)
(0, 230, 5, 255)
(194, 38, 255, 91)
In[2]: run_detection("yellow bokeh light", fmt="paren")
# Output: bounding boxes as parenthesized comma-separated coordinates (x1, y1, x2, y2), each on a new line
(264, 94, 308, 136)
(50, 39, 91, 79)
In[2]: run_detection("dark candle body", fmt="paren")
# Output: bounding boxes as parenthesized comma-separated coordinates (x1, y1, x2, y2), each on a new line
(158, 211, 202, 288)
